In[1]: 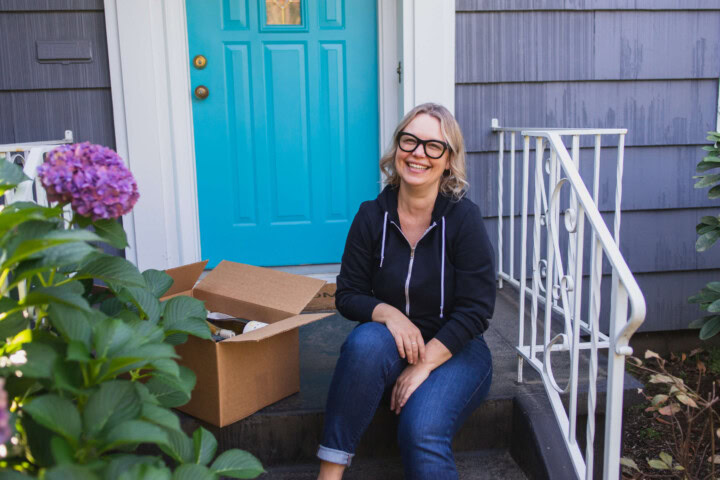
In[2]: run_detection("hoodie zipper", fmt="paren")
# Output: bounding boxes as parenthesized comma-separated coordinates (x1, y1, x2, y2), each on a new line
(390, 220, 437, 317)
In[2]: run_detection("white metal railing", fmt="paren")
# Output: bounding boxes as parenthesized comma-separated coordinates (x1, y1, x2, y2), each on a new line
(491, 119, 646, 479)
(1, 130, 74, 208)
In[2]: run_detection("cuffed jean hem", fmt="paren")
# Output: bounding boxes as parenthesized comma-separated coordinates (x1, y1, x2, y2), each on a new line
(317, 445, 354, 466)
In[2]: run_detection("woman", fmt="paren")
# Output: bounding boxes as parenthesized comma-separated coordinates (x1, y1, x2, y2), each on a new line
(317, 103, 496, 480)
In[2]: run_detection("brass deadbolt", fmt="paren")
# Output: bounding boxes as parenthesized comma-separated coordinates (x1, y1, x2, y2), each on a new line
(193, 54, 207, 69)
(194, 85, 209, 100)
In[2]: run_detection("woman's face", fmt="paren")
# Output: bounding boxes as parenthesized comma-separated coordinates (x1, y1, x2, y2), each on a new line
(394, 113, 450, 192)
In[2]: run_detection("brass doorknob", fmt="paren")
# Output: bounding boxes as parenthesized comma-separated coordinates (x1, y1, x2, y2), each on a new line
(193, 54, 207, 69)
(194, 85, 209, 100)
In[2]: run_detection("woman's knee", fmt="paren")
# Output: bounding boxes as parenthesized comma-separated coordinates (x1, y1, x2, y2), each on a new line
(340, 322, 396, 360)
(397, 411, 450, 452)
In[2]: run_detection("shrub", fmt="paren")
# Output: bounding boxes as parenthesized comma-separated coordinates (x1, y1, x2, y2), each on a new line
(0, 146, 263, 479)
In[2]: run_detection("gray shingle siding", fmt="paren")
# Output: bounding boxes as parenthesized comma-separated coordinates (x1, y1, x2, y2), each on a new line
(458, 5, 720, 332)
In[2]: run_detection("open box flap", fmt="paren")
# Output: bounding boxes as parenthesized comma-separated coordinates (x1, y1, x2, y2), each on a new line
(194, 261, 326, 316)
(222, 313, 332, 343)
(163, 260, 209, 298)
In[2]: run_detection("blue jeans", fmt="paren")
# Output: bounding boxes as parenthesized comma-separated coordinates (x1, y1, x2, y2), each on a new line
(317, 322, 493, 480)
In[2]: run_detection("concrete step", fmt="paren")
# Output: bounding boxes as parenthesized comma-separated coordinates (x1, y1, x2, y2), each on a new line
(259, 450, 527, 480)
(177, 287, 641, 477)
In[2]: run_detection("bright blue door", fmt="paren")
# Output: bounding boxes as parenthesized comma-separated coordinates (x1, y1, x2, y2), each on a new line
(186, 0, 379, 266)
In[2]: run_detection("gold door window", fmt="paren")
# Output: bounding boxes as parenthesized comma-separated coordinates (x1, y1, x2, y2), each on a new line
(265, 0, 302, 25)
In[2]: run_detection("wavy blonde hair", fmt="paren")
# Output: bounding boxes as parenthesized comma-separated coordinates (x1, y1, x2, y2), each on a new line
(380, 103, 468, 200)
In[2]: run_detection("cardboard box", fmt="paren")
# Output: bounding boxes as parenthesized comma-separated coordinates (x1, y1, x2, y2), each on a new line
(162, 260, 331, 427)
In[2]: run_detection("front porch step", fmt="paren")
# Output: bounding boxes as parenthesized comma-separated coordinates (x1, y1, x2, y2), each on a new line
(177, 288, 641, 476)
(259, 449, 528, 479)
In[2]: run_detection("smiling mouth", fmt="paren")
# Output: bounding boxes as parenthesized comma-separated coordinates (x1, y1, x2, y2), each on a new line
(406, 161, 430, 171)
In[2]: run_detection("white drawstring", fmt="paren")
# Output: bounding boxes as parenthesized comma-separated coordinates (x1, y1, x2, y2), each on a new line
(379, 211, 388, 267)
(440, 216, 446, 318)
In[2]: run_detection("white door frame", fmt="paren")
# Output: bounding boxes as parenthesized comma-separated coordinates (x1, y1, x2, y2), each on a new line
(104, 0, 454, 271)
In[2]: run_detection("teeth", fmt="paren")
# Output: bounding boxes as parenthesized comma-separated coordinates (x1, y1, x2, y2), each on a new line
(408, 162, 429, 170)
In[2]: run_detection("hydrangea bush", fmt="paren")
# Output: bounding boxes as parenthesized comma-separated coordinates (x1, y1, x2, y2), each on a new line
(0, 145, 263, 479)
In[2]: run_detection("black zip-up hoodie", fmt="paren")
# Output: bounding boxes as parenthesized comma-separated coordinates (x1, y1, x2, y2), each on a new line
(335, 185, 496, 355)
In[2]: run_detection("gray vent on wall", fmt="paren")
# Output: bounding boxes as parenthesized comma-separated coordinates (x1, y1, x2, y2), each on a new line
(36, 40, 92, 64)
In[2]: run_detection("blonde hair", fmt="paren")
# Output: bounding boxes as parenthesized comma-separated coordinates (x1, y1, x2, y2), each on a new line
(380, 103, 468, 200)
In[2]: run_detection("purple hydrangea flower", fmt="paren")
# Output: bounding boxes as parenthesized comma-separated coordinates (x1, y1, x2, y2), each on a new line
(37, 143, 139, 220)
(0, 378, 9, 445)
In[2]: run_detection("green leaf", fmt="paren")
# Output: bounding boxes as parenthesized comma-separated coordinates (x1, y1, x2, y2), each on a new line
(0, 203, 62, 235)
(44, 465, 100, 480)
(118, 464, 172, 480)
(93, 219, 129, 249)
(143, 269, 175, 298)
(164, 333, 189, 346)
(688, 316, 710, 329)
(695, 160, 720, 173)
(50, 435, 75, 464)
(172, 465, 216, 480)
(53, 360, 89, 396)
(141, 403, 182, 433)
(708, 298, 720, 312)
(84, 380, 142, 438)
(620, 457, 640, 471)
(104, 455, 166, 480)
(94, 318, 137, 359)
(696, 224, 716, 235)
(103, 343, 177, 379)
(150, 358, 180, 377)
(67, 340, 91, 362)
(0, 158, 30, 194)
(648, 458, 670, 470)
(700, 216, 720, 226)
(210, 449, 265, 479)
(659, 452, 673, 466)
(77, 255, 146, 289)
(697, 229, 720, 252)
(48, 303, 93, 349)
(145, 367, 196, 408)
(0, 297, 28, 340)
(2, 229, 102, 269)
(707, 282, 720, 293)
(100, 420, 169, 453)
(158, 428, 194, 464)
(707, 132, 720, 141)
(23, 282, 91, 312)
(18, 341, 59, 379)
(193, 427, 218, 466)
(23, 394, 82, 445)
(694, 173, 720, 188)
(700, 315, 720, 340)
(162, 296, 211, 339)
(120, 286, 161, 323)
(708, 185, 720, 199)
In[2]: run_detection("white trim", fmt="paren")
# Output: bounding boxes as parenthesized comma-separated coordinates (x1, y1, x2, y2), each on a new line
(401, 0, 455, 115)
(106, 0, 454, 270)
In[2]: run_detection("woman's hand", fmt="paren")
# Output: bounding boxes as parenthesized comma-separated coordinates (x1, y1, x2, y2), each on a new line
(372, 303, 425, 364)
(391, 363, 431, 414)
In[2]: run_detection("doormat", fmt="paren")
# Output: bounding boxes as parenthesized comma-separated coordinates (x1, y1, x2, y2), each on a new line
(304, 283, 336, 312)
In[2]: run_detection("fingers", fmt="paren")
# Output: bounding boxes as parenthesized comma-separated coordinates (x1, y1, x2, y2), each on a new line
(418, 340, 426, 364)
(394, 336, 405, 359)
(403, 336, 416, 364)
(390, 382, 398, 411)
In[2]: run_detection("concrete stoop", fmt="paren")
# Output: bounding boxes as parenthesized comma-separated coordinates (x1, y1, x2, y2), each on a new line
(177, 288, 641, 479)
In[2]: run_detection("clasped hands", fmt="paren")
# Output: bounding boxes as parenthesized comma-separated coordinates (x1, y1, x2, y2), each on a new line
(372, 303, 433, 415)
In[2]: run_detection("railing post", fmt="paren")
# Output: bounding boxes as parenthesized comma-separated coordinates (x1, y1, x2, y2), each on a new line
(517, 135, 530, 383)
(497, 131, 504, 288)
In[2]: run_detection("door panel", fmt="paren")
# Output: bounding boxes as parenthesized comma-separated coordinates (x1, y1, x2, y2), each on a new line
(187, 0, 378, 266)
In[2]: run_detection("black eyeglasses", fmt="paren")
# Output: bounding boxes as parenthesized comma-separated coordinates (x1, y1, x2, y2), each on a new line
(396, 131, 449, 159)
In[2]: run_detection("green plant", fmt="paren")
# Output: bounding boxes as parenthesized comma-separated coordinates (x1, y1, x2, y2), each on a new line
(689, 131, 720, 339)
(0, 148, 263, 479)
(621, 351, 719, 480)
(709, 348, 720, 376)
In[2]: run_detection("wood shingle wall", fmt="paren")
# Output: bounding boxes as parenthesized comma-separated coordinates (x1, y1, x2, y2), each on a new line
(456, 1, 720, 331)
(0, 0, 114, 147)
